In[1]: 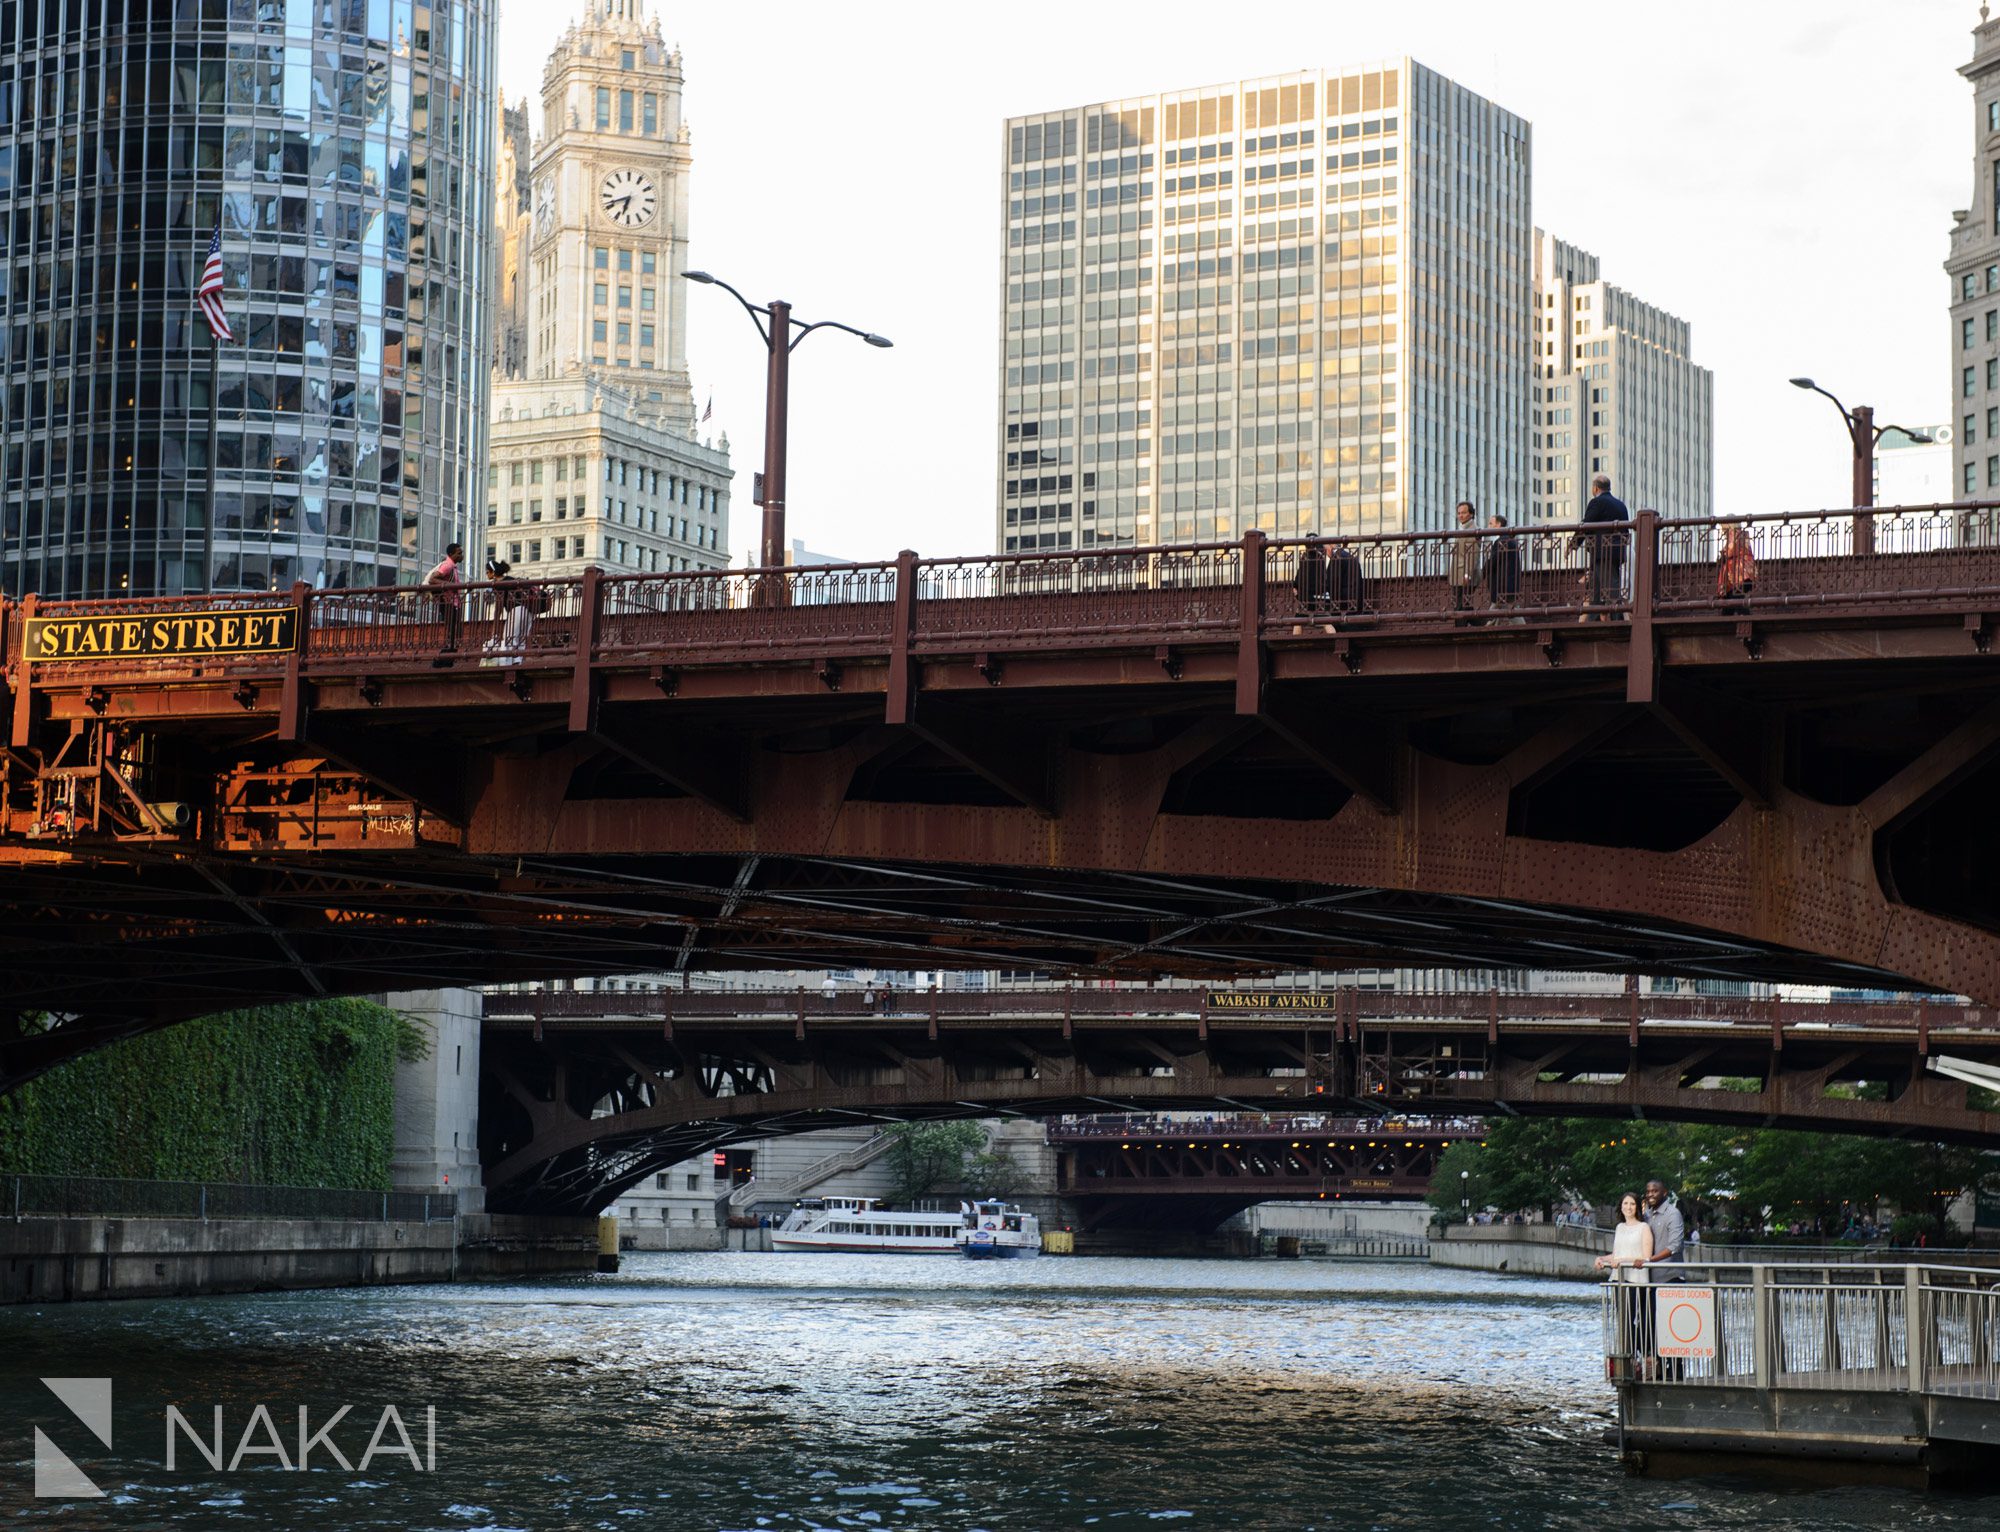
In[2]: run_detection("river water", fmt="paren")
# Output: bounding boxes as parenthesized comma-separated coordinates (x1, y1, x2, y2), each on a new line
(0, 1254, 1991, 1529)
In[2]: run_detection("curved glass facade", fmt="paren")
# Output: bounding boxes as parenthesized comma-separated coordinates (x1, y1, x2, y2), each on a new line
(0, 0, 494, 599)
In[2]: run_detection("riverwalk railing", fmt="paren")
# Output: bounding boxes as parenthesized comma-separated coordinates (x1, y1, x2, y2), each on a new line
(7, 1173, 458, 1224)
(1255, 1228, 1432, 1260)
(1600, 1262, 2000, 1396)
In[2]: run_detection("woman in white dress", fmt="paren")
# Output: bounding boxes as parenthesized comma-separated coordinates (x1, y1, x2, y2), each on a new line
(1594, 1192, 1655, 1374)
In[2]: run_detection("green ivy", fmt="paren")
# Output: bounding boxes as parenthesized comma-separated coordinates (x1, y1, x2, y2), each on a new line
(0, 1000, 424, 1190)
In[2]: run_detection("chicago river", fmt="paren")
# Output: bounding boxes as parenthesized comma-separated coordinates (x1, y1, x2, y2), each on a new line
(2, 1255, 1989, 1528)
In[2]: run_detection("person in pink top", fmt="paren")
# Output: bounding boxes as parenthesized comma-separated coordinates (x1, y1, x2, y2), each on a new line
(425, 542, 464, 664)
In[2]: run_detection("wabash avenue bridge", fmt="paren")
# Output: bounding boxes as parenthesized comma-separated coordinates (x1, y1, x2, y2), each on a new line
(473, 986, 2000, 1215)
(4, 505, 2000, 1096)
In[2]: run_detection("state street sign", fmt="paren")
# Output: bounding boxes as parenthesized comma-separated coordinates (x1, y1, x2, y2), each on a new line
(1655, 1286, 1718, 1361)
(26, 608, 298, 662)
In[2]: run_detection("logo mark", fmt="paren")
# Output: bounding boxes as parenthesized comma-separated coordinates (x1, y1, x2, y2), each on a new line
(35, 1378, 111, 1498)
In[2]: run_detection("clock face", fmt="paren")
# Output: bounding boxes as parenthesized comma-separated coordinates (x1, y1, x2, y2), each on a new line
(599, 168, 657, 228)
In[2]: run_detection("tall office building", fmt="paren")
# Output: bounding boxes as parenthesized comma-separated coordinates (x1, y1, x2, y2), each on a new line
(493, 99, 533, 379)
(484, 0, 728, 580)
(1949, 6, 2000, 505)
(998, 62, 1531, 553)
(0, 0, 497, 599)
(1529, 231, 1712, 525)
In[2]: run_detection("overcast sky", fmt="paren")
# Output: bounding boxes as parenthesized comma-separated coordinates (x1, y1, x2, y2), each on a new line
(499, 0, 1976, 565)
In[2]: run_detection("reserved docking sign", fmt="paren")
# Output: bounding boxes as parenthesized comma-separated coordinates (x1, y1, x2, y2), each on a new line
(1204, 992, 1337, 1013)
(27, 607, 298, 662)
(1654, 1287, 1718, 1361)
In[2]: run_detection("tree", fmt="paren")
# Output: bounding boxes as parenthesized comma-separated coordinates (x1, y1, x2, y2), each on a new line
(966, 1147, 1026, 1197)
(884, 1120, 986, 1204)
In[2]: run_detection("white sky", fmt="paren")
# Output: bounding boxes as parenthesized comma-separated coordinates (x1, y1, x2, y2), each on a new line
(499, 0, 1976, 565)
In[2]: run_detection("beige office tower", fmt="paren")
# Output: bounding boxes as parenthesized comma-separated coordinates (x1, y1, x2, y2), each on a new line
(999, 62, 1531, 553)
(1529, 231, 1713, 526)
(484, 0, 731, 579)
(1949, 7, 2000, 509)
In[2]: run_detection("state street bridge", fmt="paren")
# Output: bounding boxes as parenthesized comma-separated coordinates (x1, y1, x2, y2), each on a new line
(5, 506, 2000, 1094)
(472, 986, 2000, 1216)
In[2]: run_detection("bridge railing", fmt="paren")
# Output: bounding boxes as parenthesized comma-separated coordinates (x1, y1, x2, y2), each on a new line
(6, 1173, 457, 1224)
(1262, 521, 1616, 628)
(1046, 1112, 1483, 1140)
(1654, 505, 2000, 613)
(14, 501, 2000, 684)
(1600, 1262, 2000, 1396)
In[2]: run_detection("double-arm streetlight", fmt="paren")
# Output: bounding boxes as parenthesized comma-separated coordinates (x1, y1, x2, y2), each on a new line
(1788, 377, 1933, 555)
(685, 271, 891, 573)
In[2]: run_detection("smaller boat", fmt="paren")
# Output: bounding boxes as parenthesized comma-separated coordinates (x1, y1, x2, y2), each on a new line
(958, 1198, 1041, 1259)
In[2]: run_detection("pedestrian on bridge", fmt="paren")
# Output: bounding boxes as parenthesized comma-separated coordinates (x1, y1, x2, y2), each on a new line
(1482, 512, 1522, 615)
(1575, 476, 1629, 621)
(1449, 500, 1482, 620)
(426, 542, 465, 665)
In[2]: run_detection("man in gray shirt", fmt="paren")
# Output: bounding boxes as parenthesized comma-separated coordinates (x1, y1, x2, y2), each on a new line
(1643, 1179, 1685, 1264)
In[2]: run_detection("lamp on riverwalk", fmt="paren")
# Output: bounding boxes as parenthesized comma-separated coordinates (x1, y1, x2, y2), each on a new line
(1461, 1169, 1471, 1226)
(1787, 377, 1933, 556)
(684, 270, 892, 582)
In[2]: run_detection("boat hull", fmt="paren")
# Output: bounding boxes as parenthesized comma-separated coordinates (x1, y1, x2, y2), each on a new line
(769, 1236, 957, 1255)
(961, 1237, 1040, 1260)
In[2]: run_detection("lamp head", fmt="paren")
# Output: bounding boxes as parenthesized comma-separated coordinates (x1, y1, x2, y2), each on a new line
(1789, 376, 1816, 390)
(864, 333, 894, 349)
(684, 270, 716, 285)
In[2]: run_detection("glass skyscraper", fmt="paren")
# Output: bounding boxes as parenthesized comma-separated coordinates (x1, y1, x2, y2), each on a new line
(1000, 61, 1531, 551)
(0, 0, 495, 600)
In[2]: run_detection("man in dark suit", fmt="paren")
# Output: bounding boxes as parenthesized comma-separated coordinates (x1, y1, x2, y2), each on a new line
(1577, 474, 1629, 622)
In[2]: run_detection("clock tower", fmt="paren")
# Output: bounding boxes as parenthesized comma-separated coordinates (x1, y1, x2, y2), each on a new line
(526, 0, 694, 430)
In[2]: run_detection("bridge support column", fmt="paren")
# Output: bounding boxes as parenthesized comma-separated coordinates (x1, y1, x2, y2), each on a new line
(387, 988, 485, 1215)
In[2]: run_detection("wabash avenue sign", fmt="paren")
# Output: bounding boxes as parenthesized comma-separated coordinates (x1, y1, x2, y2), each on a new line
(27, 608, 298, 662)
(1204, 992, 1337, 1013)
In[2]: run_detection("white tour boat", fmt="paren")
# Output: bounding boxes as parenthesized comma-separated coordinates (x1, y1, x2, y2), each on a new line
(770, 1196, 964, 1254)
(958, 1199, 1042, 1260)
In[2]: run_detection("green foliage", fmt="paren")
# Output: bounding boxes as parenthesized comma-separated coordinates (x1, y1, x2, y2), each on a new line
(884, 1120, 986, 1204)
(0, 999, 415, 1189)
(966, 1147, 1026, 1197)
(1427, 1115, 2000, 1238)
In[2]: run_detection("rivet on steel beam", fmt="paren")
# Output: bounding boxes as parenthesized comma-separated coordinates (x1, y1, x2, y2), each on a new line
(815, 658, 843, 691)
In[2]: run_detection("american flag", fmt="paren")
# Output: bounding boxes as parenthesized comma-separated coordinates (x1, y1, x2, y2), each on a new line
(702, 394, 713, 424)
(196, 223, 232, 342)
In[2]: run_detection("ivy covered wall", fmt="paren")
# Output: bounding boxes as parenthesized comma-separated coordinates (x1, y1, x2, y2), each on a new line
(0, 999, 423, 1189)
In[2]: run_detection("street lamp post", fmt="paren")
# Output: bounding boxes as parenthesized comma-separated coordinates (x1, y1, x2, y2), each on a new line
(685, 271, 891, 576)
(1461, 1169, 1471, 1226)
(1788, 378, 1933, 556)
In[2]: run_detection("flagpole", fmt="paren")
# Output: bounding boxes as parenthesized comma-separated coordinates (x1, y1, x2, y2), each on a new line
(202, 330, 218, 593)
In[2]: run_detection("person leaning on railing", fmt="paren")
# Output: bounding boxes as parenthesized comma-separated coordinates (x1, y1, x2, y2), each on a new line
(1593, 1191, 1656, 1376)
(1717, 520, 1756, 609)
